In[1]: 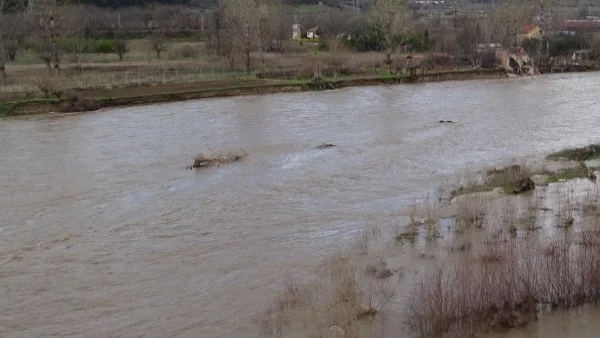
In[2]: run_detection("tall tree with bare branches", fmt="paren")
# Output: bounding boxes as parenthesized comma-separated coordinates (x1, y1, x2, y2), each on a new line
(222, 0, 257, 73)
(486, 0, 534, 49)
(256, 0, 281, 66)
(457, 18, 482, 67)
(367, 0, 411, 73)
(28, 0, 80, 76)
(0, 0, 24, 80)
(532, 0, 564, 55)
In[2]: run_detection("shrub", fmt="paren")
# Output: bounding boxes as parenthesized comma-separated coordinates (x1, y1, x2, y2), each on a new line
(94, 39, 115, 54)
(480, 50, 498, 69)
(317, 39, 329, 52)
(113, 39, 129, 61)
(60, 92, 99, 112)
(407, 234, 600, 338)
(171, 44, 200, 59)
(36, 77, 60, 98)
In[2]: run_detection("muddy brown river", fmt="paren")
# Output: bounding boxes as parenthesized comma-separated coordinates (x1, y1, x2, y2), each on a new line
(2, 73, 600, 338)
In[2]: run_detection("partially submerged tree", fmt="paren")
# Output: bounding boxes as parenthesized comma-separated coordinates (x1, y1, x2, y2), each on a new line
(367, 0, 411, 73)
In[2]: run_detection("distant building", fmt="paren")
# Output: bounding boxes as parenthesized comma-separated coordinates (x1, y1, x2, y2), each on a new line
(292, 24, 301, 40)
(557, 20, 600, 35)
(572, 49, 593, 61)
(476, 43, 502, 53)
(518, 24, 542, 41)
(307, 27, 320, 39)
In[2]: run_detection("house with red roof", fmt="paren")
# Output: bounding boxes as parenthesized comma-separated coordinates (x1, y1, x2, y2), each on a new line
(518, 24, 542, 41)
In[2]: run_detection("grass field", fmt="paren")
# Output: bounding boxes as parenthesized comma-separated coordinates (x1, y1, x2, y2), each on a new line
(0, 37, 395, 103)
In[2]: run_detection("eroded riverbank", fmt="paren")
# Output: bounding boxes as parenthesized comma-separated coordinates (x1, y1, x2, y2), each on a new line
(1, 69, 508, 117)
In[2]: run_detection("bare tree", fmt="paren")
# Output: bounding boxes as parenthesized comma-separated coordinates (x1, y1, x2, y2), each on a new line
(533, 0, 563, 55)
(28, 0, 80, 76)
(457, 18, 481, 67)
(432, 15, 458, 54)
(0, 0, 24, 80)
(113, 38, 129, 61)
(222, 0, 257, 73)
(216, 0, 283, 72)
(256, 0, 282, 66)
(486, 0, 534, 49)
(150, 33, 167, 58)
(367, 0, 411, 73)
(71, 37, 87, 71)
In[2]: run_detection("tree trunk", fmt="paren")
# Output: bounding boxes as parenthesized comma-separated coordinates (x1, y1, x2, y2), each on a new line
(7, 49, 16, 61)
(246, 48, 250, 73)
(215, 13, 221, 55)
(228, 55, 235, 70)
(52, 42, 61, 76)
(245, 18, 251, 73)
(45, 60, 52, 76)
(257, 13, 264, 68)
(385, 49, 393, 73)
(54, 54, 61, 76)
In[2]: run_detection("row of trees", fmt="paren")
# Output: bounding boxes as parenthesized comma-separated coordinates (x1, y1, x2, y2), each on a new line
(2, 0, 599, 79)
(216, 0, 282, 71)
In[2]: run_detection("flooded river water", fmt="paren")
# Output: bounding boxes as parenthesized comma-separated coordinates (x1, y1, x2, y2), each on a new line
(2, 73, 600, 337)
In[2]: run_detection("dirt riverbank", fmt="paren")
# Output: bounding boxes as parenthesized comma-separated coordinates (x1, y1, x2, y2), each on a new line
(0, 69, 507, 117)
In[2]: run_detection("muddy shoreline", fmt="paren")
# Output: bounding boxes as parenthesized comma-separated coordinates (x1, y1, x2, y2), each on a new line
(1, 69, 508, 117)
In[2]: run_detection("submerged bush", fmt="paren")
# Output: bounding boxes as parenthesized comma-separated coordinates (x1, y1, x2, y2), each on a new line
(190, 150, 247, 169)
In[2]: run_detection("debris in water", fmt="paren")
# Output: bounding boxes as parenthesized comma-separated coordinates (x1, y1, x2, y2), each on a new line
(316, 143, 336, 149)
(188, 150, 247, 169)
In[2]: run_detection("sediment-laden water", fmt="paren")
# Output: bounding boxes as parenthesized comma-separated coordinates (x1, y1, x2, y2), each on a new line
(1, 73, 600, 337)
